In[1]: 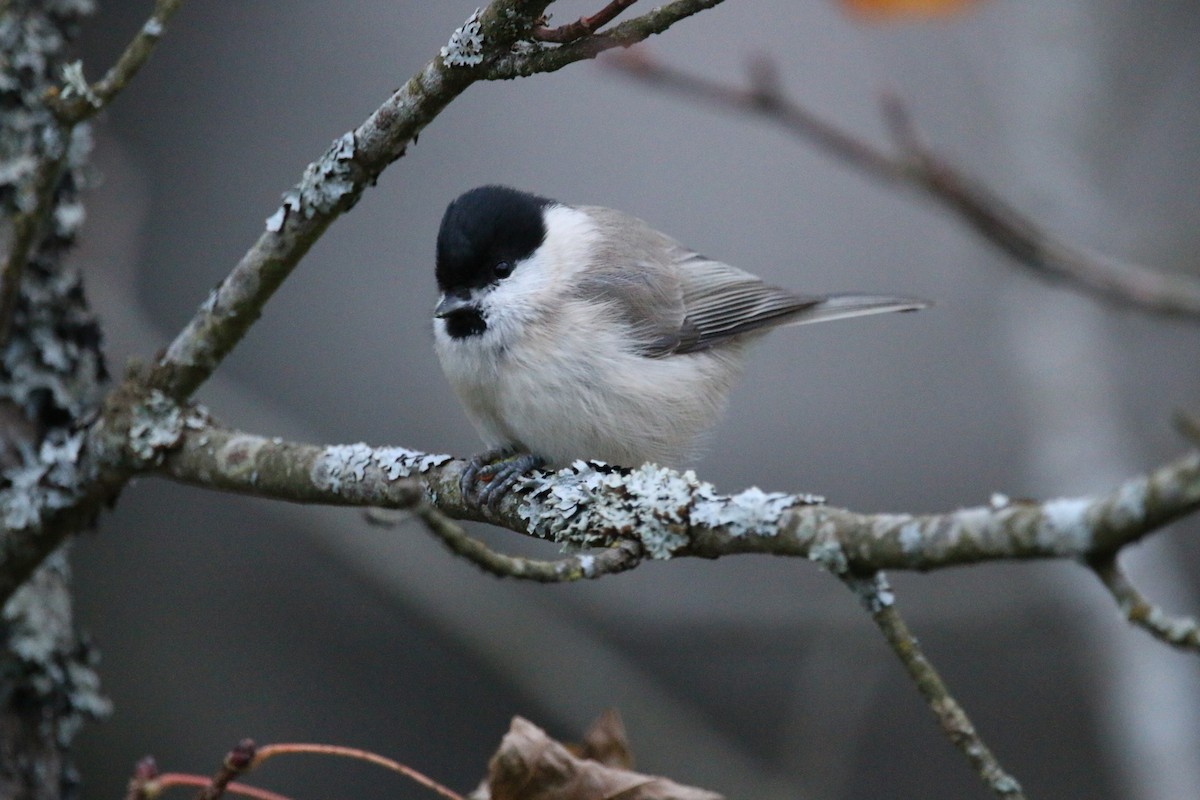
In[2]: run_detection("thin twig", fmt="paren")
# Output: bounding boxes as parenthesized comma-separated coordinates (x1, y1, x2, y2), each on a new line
(149, 775, 292, 800)
(845, 573, 1026, 799)
(487, 0, 727, 79)
(415, 502, 643, 581)
(613, 51, 901, 181)
(609, 52, 1200, 321)
(51, 0, 186, 123)
(533, 0, 638, 43)
(1174, 410, 1200, 448)
(194, 739, 257, 800)
(1088, 554, 1200, 654)
(125, 756, 161, 800)
(252, 743, 464, 800)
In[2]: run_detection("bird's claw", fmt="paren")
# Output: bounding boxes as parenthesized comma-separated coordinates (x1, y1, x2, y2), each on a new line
(461, 449, 545, 510)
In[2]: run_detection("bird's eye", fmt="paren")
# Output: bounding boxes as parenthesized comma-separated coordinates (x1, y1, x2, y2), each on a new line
(493, 260, 513, 279)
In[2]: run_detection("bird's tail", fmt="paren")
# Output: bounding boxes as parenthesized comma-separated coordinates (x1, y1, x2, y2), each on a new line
(782, 293, 929, 326)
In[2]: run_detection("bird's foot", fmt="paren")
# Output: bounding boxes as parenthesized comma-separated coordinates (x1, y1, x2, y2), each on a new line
(461, 448, 546, 510)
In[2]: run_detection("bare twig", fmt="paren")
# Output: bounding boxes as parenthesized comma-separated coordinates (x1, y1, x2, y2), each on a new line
(415, 502, 643, 581)
(252, 743, 463, 800)
(50, 0, 186, 123)
(609, 52, 1200, 321)
(1089, 554, 1200, 654)
(129, 740, 463, 800)
(614, 51, 901, 181)
(195, 739, 257, 800)
(847, 573, 1026, 799)
(125, 755, 161, 800)
(533, 0, 638, 43)
(1175, 410, 1200, 448)
(136, 774, 291, 800)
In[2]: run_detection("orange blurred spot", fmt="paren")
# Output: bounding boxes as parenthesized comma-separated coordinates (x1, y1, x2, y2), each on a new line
(841, 0, 982, 19)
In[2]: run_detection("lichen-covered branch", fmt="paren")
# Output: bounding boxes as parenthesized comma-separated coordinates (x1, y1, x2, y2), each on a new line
(0, 383, 197, 606)
(610, 53, 1200, 321)
(486, 0, 728, 79)
(145, 0, 723, 403)
(846, 574, 1025, 799)
(161, 415, 1200, 798)
(51, 0, 186, 124)
(2, 5, 1193, 793)
(155, 420, 1200, 574)
(1089, 553, 1200, 653)
(412, 503, 643, 581)
(1, 0, 723, 602)
(143, 57, 473, 401)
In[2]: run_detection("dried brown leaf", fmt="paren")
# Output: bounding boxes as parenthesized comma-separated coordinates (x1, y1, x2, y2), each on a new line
(571, 709, 634, 769)
(485, 717, 722, 800)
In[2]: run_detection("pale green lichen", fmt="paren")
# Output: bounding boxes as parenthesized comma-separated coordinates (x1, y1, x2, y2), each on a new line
(518, 462, 816, 559)
(311, 443, 451, 494)
(897, 521, 922, 554)
(1, 552, 111, 748)
(271, 130, 359, 230)
(1038, 496, 1093, 553)
(441, 8, 484, 67)
(127, 390, 185, 464)
(1, 430, 87, 529)
(807, 528, 849, 575)
(845, 572, 895, 613)
(58, 60, 98, 107)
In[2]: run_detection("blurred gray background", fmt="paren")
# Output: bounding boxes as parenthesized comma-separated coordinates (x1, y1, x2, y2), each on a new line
(66, 1, 1200, 798)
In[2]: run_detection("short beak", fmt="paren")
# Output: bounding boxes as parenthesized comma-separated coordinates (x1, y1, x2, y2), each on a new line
(434, 291, 474, 319)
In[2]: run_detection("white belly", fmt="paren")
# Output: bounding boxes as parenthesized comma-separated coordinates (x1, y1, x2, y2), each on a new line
(434, 311, 744, 468)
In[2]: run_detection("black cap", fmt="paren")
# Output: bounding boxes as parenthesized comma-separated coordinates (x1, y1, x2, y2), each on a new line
(436, 185, 554, 293)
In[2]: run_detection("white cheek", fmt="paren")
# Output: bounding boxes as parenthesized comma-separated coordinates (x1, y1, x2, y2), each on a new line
(536, 205, 600, 279)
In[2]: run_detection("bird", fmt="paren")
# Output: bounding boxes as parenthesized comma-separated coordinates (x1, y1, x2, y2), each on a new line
(433, 185, 927, 506)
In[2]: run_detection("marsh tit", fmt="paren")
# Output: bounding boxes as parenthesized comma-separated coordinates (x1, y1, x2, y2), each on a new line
(434, 185, 927, 505)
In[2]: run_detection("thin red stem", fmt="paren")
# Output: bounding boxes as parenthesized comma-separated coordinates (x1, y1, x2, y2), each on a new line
(253, 743, 463, 800)
(533, 0, 638, 43)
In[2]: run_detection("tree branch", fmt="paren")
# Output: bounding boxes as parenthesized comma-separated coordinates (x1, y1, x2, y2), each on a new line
(1089, 553, 1200, 654)
(412, 503, 643, 582)
(846, 573, 1025, 799)
(608, 52, 1200, 321)
(144, 0, 724, 403)
(196, 738, 257, 800)
(532, 0, 638, 43)
(154, 419, 1200, 574)
(0, 0, 723, 605)
(486, 0, 728, 79)
(50, 0, 186, 124)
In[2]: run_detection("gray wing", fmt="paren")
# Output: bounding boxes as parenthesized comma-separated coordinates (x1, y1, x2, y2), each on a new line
(671, 254, 926, 355)
(671, 254, 824, 353)
(573, 206, 926, 358)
